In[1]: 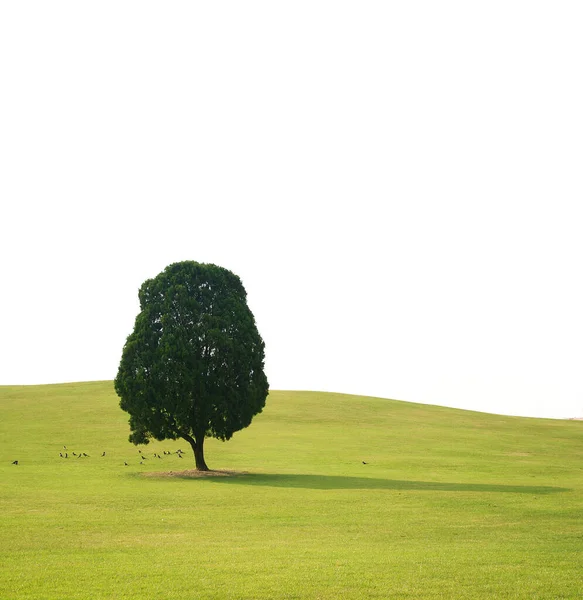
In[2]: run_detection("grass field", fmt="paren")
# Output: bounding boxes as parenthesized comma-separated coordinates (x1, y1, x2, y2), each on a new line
(1, 382, 582, 599)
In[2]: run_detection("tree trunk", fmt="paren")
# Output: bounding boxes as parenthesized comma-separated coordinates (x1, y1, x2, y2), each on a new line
(193, 435, 209, 471)
(181, 433, 210, 471)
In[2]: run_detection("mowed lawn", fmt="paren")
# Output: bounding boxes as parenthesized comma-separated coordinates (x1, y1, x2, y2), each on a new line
(0, 382, 582, 599)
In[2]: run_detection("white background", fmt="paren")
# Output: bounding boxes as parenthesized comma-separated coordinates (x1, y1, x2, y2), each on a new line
(1, 2, 582, 419)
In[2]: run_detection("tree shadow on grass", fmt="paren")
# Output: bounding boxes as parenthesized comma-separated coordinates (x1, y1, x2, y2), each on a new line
(195, 473, 569, 494)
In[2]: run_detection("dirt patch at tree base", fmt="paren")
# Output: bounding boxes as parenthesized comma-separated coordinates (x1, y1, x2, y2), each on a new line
(142, 469, 248, 478)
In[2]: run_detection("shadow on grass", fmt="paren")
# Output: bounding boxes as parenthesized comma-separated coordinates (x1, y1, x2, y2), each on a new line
(194, 473, 569, 494)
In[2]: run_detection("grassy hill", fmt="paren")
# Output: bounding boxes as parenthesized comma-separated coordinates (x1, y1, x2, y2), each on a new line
(1, 382, 582, 599)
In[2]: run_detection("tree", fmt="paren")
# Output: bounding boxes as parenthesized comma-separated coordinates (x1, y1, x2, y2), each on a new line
(114, 261, 269, 471)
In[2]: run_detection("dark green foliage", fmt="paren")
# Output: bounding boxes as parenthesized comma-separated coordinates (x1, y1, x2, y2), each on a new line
(114, 261, 268, 469)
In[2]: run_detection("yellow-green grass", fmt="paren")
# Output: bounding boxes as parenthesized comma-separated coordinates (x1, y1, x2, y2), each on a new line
(1, 382, 582, 599)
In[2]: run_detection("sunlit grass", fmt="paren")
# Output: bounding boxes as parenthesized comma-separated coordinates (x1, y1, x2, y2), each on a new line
(1, 383, 582, 598)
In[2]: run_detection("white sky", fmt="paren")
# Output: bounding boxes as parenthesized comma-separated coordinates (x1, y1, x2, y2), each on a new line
(1, 2, 582, 419)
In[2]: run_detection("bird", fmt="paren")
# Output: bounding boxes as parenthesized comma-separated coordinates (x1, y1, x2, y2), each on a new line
(12, 460, 18, 465)
(59, 453, 63, 458)
(72, 452, 77, 456)
(82, 453, 89, 457)
(65, 453, 68, 458)
(178, 454, 183, 459)
(362, 461, 368, 465)
(124, 462, 128, 466)
(101, 452, 106, 457)
(63, 446, 67, 450)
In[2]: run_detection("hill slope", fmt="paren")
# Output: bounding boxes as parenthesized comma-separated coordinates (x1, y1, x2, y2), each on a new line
(1, 382, 582, 599)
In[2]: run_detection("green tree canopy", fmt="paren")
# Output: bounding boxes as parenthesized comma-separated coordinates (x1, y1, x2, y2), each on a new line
(114, 261, 269, 470)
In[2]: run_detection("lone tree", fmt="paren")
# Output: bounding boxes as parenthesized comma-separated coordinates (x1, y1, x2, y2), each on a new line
(114, 261, 269, 471)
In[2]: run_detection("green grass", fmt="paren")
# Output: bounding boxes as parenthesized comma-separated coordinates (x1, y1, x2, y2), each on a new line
(1, 382, 582, 599)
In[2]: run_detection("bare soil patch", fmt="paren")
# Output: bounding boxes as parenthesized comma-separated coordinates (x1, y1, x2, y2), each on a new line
(142, 469, 248, 478)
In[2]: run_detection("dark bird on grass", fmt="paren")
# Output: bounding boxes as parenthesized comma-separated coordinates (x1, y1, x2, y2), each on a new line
(65, 453, 68, 458)
(101, 452, 106, 457)
(63, 446, 67, 450)
(72, 452, 77, 456)
(83, 453, 89, 457)
(60, 453, 63, 458)
(178, 454, 183, 459)
(362, 461, 368, 464)
(124, 462, 128, 466)
(12, 460, 18, 465)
